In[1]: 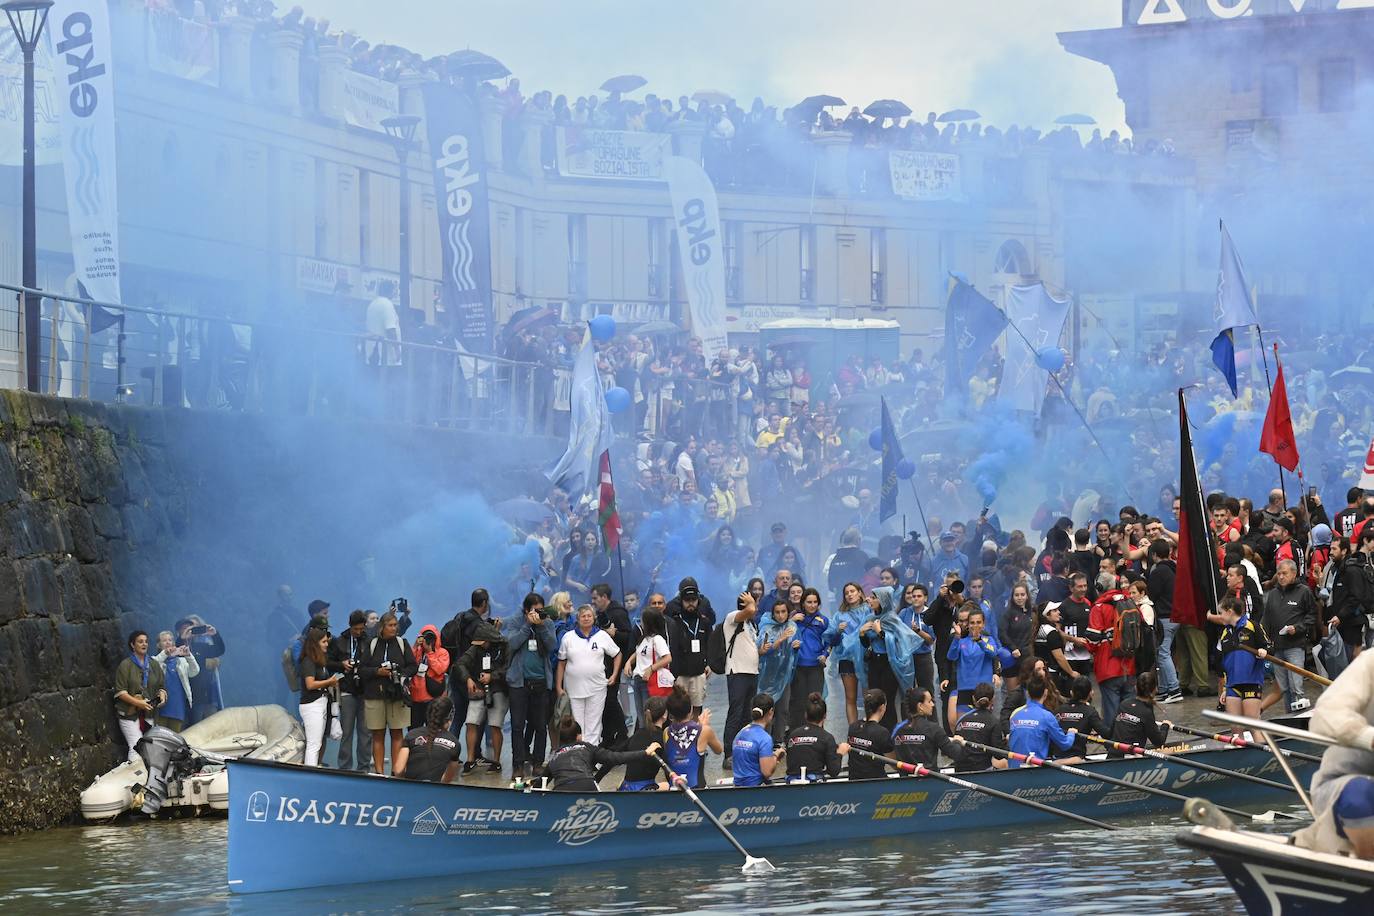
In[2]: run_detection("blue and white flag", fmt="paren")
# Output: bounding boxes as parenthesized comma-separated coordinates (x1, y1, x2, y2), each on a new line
(546, 329, 612, 495)
(1211, 221, 1258, 398)
(998, 282, 1070, 415)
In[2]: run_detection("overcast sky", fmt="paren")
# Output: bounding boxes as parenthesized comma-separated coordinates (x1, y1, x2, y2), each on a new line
(293, 1, 1129, 132)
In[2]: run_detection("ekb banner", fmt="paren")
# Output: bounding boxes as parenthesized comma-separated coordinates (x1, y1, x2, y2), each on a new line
(665, 156, 729, 360)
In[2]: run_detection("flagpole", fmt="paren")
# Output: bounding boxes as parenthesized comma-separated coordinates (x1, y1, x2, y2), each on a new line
(1256, 328, 1287, 505)
(906, 480, 931, 545)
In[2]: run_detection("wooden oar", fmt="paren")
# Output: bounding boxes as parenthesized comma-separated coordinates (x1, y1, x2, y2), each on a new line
(847, 747, 1118, 831)
(1169, 722, 1323, 764)
(961, 741, 1300, 823)
(652, 752, 775, 874)
(1240, 644, 1331, 686)
(1081, 735, 1297, 793)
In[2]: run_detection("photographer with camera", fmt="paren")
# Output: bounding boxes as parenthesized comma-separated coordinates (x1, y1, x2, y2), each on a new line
(153, 630, 200, 732)
(361, 611, 416, 775)
(409, 624, 450, 729)
(455, 619, 511, 775)
(508, 593, 558, 778)
(328, 610, 372, 772)
(112, 630, 167, 761)
(174, 616, 225, 725)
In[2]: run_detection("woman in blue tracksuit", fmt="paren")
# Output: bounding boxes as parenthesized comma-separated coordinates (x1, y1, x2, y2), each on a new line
(786, 588, 830, 730)
(945, 607, 1002, 718)
(899, 584, 939, 715)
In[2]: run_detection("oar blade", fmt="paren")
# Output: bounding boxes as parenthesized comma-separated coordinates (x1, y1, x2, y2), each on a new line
(743, 856, 776, 875)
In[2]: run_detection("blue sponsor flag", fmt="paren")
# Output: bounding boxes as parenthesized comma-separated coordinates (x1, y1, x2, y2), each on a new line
(880, 396, 903, 522)
(1211, 221, 1258, 398)
(943, 275, 1007, 403)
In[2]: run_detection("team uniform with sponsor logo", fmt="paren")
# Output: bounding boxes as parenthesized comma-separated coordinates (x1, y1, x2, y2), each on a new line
(846, 719, 894, 779)
(664, 719, 705, 789)
(1107, 696, 1171, 758)
(1218, 612, 1271, 700)
(544, 740, 651, 792)
(784, 723, 843, 781)
(1053, 701, 1102, 759)
(1007, 698, 1076, 766)
(952, 707, 1003, 771)
(731, 722, 775, 787)
(893, 714, 962, 771)
(400, 730, 460, 782)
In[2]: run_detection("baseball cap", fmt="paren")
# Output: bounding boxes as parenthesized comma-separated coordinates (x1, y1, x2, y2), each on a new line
(307, 599, 331, 616)
(679, 576, 700, 599)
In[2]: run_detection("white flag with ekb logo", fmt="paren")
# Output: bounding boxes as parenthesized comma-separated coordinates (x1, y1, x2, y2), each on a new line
(47, 0, 122, 305)
(665, 156, 729, 361)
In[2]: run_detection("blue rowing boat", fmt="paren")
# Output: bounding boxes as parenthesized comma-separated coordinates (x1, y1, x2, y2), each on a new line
(227, 742, 1314, 894)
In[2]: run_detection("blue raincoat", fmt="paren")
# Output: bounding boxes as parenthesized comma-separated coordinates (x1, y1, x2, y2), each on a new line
(756, 617, 798, 702)
(838, 586, 920, 707)
(824, 606, 869, 672)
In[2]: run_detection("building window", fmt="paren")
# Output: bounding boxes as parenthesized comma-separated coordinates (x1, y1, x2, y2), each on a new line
(993, 239, 1031, 276)
(647, 218, 665, 299)
(724, 221, 741, 300)
(799, 226, 815, 302)
(1261, 63, 1298, 117)
(1319, 58, 1354, 113)
(359, 170, 372, 266)
(870, 228, 886, 303)
(568, 215, 587, 297)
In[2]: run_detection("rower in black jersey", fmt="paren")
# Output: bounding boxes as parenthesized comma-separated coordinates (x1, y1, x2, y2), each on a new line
(1107, 670, 1172, 758)
(1053, 675, 1103, 761)
(892, 686, 964, 771)
(951, 682, 1006, 772)
(846, 688, 896, 779)
(544, 715, 667, 791)
(784, 692, 849, 782)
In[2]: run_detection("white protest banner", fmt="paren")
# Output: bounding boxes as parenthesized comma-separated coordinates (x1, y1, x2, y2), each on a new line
(341, 69, 400, 133)
(889, 150, 961, 201)
(146, 8, 219, 86)
(666, 155, 729, 359)
(556, 127, 670, 181)
(49, 0, 122, 304)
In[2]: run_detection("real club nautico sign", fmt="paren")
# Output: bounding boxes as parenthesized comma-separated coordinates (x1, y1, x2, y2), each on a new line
(1134, 0, 1374, 26)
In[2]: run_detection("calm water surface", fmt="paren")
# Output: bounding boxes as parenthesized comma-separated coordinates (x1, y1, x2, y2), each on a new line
(0, 812, 1250, 914)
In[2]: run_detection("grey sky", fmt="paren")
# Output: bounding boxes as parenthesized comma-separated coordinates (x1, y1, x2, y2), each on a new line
(293, 1, 1129, 133)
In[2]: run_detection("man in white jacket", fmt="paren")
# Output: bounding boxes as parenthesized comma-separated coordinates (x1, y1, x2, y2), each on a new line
(1296, 650, 1374, 859)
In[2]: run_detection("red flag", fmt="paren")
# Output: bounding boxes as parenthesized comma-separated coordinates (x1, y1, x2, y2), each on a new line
(1259, 357, 1299, 472)
(1174, 390, 1218, 629)
(597, 450, 621, 552)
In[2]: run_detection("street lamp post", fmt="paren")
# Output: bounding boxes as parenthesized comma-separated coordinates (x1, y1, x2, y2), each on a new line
(4, 0, 52, 393)
(381, 115, 421, 316)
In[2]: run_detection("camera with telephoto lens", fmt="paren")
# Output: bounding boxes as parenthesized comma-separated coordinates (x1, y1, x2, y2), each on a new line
(948, 579, 965, 596)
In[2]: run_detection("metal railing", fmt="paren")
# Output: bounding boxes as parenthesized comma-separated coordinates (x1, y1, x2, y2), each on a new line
(0, 283, 553, 436)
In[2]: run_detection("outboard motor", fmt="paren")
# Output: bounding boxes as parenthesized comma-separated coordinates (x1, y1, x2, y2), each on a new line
(134, 726, 196, 815)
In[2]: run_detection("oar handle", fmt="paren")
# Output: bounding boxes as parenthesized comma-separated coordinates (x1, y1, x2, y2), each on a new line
(1240, 644, 1331, 686)
(848, 748, 1117, 831)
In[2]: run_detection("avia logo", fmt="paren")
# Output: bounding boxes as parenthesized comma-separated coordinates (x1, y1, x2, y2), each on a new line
(56, 12, 107, 118)
(799, 801, 861, 819)
(412, 806, 447, 836)
(549, 798, 619, 847)
(436, 135, 479, 218)
(637, 810, 703, 829)
(1119, 767, 1169, 789)
(245, 791, 270, 823)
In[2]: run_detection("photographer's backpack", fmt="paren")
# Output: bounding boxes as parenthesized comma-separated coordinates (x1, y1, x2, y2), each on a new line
(1111, 600, 1144, 659)
(706, 621, 741, 675)
(281, 636, 303, 693)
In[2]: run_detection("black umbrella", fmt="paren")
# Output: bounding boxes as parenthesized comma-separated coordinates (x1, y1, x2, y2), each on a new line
(601, 74, 647, 93)
(446, 49, 510, 81)
(937, 108, 981, 122)
(798, 94, 845, 111)
(864, 99, 912, 119)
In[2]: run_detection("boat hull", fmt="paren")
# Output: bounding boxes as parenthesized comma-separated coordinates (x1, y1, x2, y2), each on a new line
(1178, 826, 1374, 916)
(228, 741, 1313, 894)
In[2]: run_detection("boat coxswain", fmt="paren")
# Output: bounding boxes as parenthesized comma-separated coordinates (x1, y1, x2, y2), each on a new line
(1007, 674, 1077, 766)
(1295, 649, 1374, 860)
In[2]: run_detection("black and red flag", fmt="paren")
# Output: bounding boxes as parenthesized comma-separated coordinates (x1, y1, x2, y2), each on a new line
(1173, 389, 1219, 629)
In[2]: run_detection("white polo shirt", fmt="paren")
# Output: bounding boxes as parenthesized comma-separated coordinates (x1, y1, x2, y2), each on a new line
(558, 628, 620, 699)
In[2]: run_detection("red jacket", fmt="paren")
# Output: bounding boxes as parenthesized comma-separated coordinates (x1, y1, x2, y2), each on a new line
(1086, 589, 1137, 682)
(410, 624, 450, 703)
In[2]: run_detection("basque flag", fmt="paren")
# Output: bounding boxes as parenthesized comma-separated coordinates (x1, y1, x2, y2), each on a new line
(1173, 389, 1220, 629)
(598, 450, 621, 552)
(1259, 352, 1300, 472)
(1210, 221, 1258, 398)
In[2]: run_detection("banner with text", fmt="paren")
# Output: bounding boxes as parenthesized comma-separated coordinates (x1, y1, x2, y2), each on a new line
(342, 69, 400, 134)
(889, 150, 961, 201)
(146, 10, 219, 86)
(1, 31, 61, 165)
(50, 0, 123, 304)
(556, 127, 670, 181)
(666, 156, 729, 359)
(422, 83, 493, 354)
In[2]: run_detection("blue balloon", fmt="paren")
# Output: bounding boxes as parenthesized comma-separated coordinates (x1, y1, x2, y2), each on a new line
(589, 314, 617, 342)
(604, 386, 631, 414)
(868, 428, 884, 451)
(895, 458, 916, 480)
(1035, 346, 1065, 373)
